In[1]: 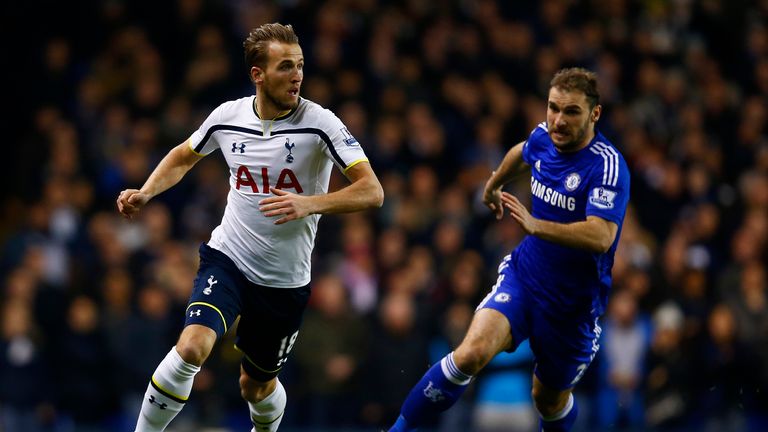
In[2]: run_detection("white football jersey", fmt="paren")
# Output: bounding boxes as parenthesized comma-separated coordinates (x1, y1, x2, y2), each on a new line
(189, 96, 369, 288)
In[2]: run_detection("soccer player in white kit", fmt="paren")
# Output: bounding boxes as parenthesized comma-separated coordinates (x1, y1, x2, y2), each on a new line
(116, 23, 383, 432)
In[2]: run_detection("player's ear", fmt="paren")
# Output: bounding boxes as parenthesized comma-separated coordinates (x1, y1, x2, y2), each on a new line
(250, 66, 264, 85)
(591, 105, 602, 122)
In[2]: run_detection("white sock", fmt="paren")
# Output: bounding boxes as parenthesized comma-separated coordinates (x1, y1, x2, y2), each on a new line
(249, 378, 287, 432)
(135, 347, 200, 432)
(538, 393, 574, 421)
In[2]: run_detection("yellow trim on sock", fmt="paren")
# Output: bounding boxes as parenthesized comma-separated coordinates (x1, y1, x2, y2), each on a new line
(151, 376, 189, 402)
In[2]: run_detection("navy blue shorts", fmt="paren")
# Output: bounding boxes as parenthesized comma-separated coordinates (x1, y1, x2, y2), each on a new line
(477, 255, 602, 390)
(185, 243, 311, 381)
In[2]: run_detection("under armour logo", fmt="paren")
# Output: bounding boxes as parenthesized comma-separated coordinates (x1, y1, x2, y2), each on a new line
(148, 395, 168, 410)
(189, 309, 201, 317)
(232, 142, 246, 153)
(284, 138, 295, 163)
(203, 275, 218, 295)
(423, 381, 446, 403)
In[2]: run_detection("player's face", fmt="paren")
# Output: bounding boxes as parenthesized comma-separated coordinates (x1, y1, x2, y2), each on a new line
(546, 87, 600, 152)
(259, 42, 304, 111)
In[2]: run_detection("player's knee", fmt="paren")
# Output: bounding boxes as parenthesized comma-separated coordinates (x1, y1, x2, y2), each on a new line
(531, 387, 566, 417)
(239, 371, 274, 402)
(176, 329, 215, 366)
(453, 340, 494, 375)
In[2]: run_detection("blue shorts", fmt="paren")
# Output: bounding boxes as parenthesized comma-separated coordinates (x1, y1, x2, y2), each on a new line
(477, 256, 602, 390)
(185, 243, 311, 381)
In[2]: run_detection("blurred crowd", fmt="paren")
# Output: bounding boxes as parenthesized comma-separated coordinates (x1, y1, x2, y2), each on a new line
(2, 0, 768, 431)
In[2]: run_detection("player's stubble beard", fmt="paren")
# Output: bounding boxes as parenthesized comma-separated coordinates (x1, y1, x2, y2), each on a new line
(260, 78, 300, 112)
(550, 116, 591, 153)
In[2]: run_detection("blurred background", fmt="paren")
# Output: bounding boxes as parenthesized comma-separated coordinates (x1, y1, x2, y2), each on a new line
(1, 0, 767, 431)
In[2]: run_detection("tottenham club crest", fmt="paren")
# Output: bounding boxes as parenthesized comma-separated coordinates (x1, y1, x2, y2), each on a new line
(284, 138, 295, 163)
(565, 173, 581, 191)
(203, 275, 217, 295)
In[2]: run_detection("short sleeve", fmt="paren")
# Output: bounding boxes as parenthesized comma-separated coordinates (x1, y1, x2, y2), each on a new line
(522, 122, 549, 166)
(319, 109, 369, 173)
(585, 153, 630, 225)
(188, 104, 225, 156)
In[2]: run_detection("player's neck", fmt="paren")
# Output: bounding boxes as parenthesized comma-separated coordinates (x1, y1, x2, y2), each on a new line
(254, 97, 290, 120)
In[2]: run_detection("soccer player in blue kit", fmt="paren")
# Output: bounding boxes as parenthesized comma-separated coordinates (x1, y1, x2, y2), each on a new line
(389, 68, 630, 432)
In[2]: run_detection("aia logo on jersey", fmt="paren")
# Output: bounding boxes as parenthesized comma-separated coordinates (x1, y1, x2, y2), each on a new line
(564, 172, 581, 191)
(235, 166, 304, 194)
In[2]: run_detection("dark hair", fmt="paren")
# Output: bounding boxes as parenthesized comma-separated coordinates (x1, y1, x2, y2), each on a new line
(243, 23, 299, 70)
(550, 68, 600, 108)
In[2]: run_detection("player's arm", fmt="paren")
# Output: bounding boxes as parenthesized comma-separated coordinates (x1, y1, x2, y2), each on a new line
(483, 141, 530, 219)
(116, 140, 204, 219)
(259, 161, 384, 225)
(500, 192, 618, 253)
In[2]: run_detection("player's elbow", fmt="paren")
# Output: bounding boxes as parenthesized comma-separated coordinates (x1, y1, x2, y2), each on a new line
(593, 234, 614, 253)
(587, 218, 617, 253)
(373, 185, 384, 208)
(368, 180, 384, 208)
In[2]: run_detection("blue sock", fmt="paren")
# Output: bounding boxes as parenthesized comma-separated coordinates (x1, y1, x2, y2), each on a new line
(389, 352, 472, 432)
(539, 393, 578, 432)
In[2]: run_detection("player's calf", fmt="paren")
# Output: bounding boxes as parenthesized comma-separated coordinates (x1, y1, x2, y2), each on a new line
(389, 352, 474, 432)
(240, 373, 286, 432)
(532, 378, 578, 432)
(135, 347, 201, 432)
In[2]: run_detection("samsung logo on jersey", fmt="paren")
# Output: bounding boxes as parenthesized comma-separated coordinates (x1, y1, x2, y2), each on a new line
(531, 177, 576, 211)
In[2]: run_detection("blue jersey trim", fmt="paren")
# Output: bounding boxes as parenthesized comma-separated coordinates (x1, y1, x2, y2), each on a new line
(195, 125, 263, 153)
(273, 128, 346, 169)
(193, 125, 347, 169)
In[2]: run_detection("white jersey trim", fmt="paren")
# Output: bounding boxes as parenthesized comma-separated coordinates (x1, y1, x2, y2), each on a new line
(590, 141, 619, 187)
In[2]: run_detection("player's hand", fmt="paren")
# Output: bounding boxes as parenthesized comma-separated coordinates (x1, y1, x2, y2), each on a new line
(116, 189, 150, 219)
(482, 180, 504, 220)
(501, 192, 539, 234)
(259, 188, 315, 225)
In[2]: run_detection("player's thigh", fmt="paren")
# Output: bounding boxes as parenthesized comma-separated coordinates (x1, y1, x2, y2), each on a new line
(530, 312, 601, 391)
(236, 283, 311, 381)
(454, 308, 514, 375)
(475, 259, 532, 355)
(184, 244, 244, 343)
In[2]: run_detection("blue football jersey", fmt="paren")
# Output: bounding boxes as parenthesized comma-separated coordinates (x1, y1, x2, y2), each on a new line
(512, 122, 630, 317)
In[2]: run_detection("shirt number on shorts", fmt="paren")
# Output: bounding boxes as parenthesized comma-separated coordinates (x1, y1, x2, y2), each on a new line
(276, 331, 299, 367)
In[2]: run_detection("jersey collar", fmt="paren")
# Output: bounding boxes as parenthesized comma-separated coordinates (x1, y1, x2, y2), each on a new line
(251, 96, 300, 121)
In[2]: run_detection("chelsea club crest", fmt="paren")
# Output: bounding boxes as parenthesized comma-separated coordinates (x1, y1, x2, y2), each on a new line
(564, 172, 581, 191)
